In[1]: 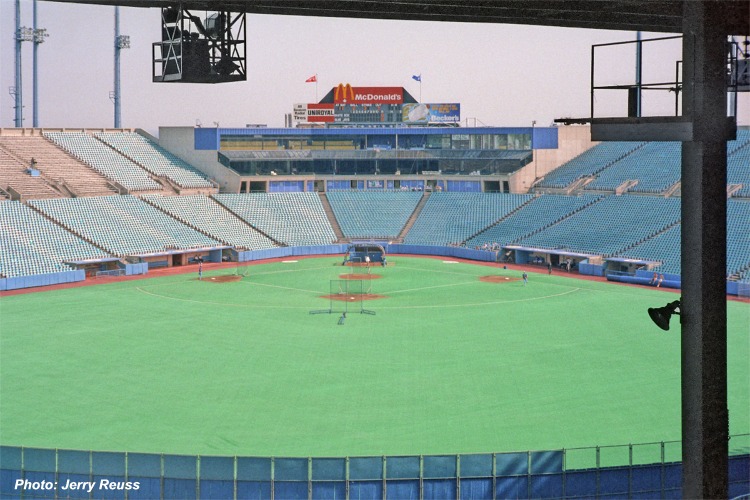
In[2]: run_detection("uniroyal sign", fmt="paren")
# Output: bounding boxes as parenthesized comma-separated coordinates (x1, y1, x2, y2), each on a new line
(294, 103, 335, 122)
(333, 84, 403, 104)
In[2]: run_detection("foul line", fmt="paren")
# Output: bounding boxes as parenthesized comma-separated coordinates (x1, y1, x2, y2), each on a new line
(376, 287, 582, 310)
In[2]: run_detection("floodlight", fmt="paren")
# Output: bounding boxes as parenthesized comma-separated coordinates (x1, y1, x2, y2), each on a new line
(648, 299, 682, 331)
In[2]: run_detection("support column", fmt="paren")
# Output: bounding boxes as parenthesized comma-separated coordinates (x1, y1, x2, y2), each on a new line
(680, 2, 730, 498)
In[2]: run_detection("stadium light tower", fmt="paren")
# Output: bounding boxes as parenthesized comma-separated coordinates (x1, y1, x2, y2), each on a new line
(113, 6, 130, 128)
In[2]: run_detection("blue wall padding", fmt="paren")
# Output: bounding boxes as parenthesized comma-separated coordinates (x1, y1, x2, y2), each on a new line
(312, 481, 346, 499)
(458, 478, 492, 499)
(0, 447, 21, 470)
(349, 480, 382, 499)
(274, 481, 308, 499)
(599, 467, 629, 495)
(0, 270, 85, 291)
(126, 478, 161, 499)
(312, 458, 346, 480)
(0, 470, 22, 499)
(424, 456, 456, 478)
(274, 458, 308, 481)
(349, 457, 382, 480)
(423, 479, 456, 499)
(236, 481, 271, 499)
(531, 473, 562, 498)
(730, 455, 749, 482)
(459, 454, 493, 477)
(163, 478, 195, 499)
(530, 451, 563, 473)
(386, 480, 419, 499)
(199, 479, 233, 499)
(56, 474, 91, 499)
(663, 463, 682, 489)
(92, 475, 126, 500)
(163, 455, 196, 480)
(386, 456, 420, 479)
(237, 457, 272, 481)
(92, 451, 125, 476)
(200, 456, 234, 480)
(630, 464, 661, 492)
(495, 475, 526, 499)
(126, 453, 161, 477)
(24, 448, 56, 473)
(579, 262, 605, 276)
(495, 453, 527, 476)
(564, 469, 596, 496)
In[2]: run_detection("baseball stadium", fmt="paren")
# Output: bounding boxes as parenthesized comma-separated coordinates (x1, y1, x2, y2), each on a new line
(1, 2, 749, 500)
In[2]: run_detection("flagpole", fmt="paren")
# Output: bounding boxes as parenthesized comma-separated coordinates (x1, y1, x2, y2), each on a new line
(315, 74, 318, 102)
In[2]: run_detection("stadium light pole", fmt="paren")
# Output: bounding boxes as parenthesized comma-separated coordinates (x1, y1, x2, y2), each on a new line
(14, 0, 23, 127)
(113, 6, 130, 128)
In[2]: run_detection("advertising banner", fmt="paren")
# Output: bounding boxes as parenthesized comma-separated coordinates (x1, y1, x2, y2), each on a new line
(294, 103, 335, 123)
(402, 103, 461, 124)
(333, 84, 403, 104)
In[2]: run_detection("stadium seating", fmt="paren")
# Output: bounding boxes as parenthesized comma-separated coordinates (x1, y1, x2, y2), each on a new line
(96, 132, 215, 190)
(0, 146, 62, 200)
(0, 136, 117, 197)
(326, 191, 423, 239)
(404, 192, 533, 246)
(614, 224, 682, 275)
(466, 194, 604, 248)
(516, 195, 682, 257)
(537, 142, 645, 189)
(0, 200, 110, 278)
(43, 132, 163, 192)
(142, 194, 278, 251)
(213, 193, 337, 246)
(29, 195, 220, 257)
(727, 199, 750, 277)
(585, 142, 681, 193)
(728, 132, 750, 198)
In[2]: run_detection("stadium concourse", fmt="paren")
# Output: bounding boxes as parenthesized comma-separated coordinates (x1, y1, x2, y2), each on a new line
(1, 127, 749, 295)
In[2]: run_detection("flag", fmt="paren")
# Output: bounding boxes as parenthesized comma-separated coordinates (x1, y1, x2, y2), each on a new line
(305, 75, 317, 83)
(412, 74, 421, 82)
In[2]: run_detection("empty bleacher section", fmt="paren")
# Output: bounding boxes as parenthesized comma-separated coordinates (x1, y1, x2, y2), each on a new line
(44, 132, 163, 193)
(213, 193, 337, 246)
(0, 136, 118, 198)
(516, 195, 681, 257)
(614, 224, 682, 275)
(728, 130, 750, 198)
(585, 142, 681, 194)
(326, 191, 423, 239)
(727, 199, 750, 278)
(29, 196, 220, 257)
(142, 194, 278, 251)
(0, 145, 63, 200)
(404, 193, 533, 246)
(96, 132, 215, 191)
(536, 142, 644, 189)
(0, 200, 111, 278)
(466, 194, 604, 249)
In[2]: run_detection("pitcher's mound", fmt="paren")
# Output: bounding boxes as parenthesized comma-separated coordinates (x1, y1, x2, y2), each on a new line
(321, 293, 387, 301)
(479, 275, 521, 283)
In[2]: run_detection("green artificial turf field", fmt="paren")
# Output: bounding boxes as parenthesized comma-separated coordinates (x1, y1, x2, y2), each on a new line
(1, 256, 748, 460)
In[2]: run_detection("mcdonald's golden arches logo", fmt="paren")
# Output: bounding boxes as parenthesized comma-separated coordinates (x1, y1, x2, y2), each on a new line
(334, 83, 355, 103)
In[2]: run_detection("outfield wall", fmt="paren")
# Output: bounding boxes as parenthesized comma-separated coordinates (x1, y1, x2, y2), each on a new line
(1, 440, 748, 500)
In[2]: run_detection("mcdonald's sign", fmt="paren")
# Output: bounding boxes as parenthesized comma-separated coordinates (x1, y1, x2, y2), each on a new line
(333, 84, 403, 104)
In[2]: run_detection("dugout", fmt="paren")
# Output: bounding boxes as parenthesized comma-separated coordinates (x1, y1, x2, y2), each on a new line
(344, 243, 385, 264)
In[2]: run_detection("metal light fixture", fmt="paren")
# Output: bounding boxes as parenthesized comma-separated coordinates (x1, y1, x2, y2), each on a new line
(648, 299, 682, 331)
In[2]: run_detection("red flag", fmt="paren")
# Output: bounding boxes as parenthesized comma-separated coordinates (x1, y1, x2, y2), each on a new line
(305, 75, 317, 83)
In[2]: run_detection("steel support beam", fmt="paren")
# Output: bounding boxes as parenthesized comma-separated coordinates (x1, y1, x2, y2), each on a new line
(680, 2, 731, 498)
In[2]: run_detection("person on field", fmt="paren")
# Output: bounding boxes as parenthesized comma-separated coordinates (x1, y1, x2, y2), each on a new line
(522, 271, 528, 286)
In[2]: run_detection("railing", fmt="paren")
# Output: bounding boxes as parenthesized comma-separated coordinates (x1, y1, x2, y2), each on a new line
(1, 435, 748, 499)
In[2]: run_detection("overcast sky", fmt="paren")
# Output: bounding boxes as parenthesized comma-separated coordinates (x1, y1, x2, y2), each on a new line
(2, 1, 747, 135)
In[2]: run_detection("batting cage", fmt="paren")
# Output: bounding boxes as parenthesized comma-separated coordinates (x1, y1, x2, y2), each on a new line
(310, 279, 376, 315)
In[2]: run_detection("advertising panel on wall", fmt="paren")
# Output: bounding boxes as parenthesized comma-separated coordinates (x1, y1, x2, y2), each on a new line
(294, 103, 335, 123)
(403, 103, 461, 124)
